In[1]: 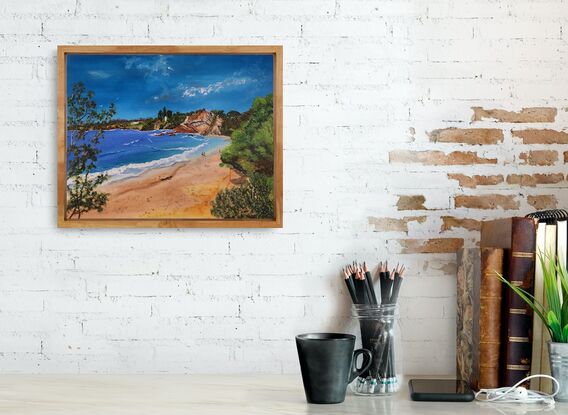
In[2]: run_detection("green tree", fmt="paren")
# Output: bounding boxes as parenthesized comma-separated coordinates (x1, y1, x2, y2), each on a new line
(220, 94, 273, 176)
(213, 109, 249, 136)
(164, 111, 186, 129)
(66, 82, 115, 219)
(212, 94, 275, 219)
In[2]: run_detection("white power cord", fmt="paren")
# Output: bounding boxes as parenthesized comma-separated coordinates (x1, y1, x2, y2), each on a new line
(475, 375, 560, 407)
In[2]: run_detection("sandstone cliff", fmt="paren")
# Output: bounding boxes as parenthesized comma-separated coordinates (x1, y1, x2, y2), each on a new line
(174, 110, 223, 136)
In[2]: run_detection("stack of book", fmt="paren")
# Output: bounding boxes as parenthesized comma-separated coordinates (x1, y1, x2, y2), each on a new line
(456, 210, 567, 391)
(526, 209, 567, 393)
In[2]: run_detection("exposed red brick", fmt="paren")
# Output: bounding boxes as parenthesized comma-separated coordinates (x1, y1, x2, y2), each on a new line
(507, 174, 536, 186)
(400, 238, 464, 254)
(428, 128, 503, 145)
(397, 195, 426, 210)
(471, 107, 557, 123)
(534, 173, 565, 184)
(389, 150, 497, 165)
(512, 129, 568, 144)
(506, 173, 564, 187)
(455, 194, 519, 210)
(527, 195, 558, 210)
(519, 150, 558, 166)
(441, 216, 481, 232)
(564, 151, 568, 163)
(368, 216, 427, 232)
(447, 173, 504, 188)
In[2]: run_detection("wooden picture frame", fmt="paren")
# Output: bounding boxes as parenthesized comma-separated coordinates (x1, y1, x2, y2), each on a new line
(57, 45, 282, 228)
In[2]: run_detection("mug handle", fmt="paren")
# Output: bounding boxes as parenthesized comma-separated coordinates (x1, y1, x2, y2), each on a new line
(349, 348, 373, 383)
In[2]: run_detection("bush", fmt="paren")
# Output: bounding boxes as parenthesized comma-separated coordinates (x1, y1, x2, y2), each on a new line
(140, 118, 156, 131)
(211, 174, 274, 219)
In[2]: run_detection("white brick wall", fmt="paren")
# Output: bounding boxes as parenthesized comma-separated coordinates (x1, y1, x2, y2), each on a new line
(1, 0, 568, 374)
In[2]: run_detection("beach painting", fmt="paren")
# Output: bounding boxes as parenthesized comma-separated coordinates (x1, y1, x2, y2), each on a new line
(58, 46, 282, 228)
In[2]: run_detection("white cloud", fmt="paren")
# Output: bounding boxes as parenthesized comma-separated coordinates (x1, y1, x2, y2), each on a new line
(88, 70, 111, 79)
(182, 77, 251, 97)
(124, 56, 173, 76)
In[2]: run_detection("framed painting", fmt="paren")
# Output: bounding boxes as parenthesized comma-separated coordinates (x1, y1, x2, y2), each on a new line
(57, 45, 282, 228)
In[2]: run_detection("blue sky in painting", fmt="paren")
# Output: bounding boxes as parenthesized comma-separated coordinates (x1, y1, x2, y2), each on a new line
(66, 54, 273, 119)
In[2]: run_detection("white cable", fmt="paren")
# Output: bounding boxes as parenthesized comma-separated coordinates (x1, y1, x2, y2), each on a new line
(475, 375, 560, 407)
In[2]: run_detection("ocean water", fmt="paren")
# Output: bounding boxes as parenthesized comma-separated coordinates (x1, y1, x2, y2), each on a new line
(67, 129, 228, 183)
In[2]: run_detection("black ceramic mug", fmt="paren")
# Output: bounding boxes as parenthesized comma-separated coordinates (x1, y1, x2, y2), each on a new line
(296, 333, 372, 404)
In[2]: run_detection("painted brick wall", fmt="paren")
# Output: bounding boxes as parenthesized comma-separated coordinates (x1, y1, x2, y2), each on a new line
(1, 0, 568, 374)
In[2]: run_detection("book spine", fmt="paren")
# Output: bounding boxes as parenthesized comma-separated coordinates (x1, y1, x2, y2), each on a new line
(539, 223, 558, 393)
(479, 247, 504, 389)
(501, 217, 537, 387)
(529, 222, 546, 391)
(456, 248, 481, 389)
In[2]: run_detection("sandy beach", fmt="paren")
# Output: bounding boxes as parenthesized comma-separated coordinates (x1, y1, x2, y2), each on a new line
(81, 150, 243, 219)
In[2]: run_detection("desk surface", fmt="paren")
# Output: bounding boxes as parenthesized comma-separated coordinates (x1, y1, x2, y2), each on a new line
(0, 375, 564, 415)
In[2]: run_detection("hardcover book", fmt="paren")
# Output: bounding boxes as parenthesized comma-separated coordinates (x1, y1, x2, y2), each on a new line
(481, 217, 537, 387)
(524, 210, 568, 392)
(456, 247, 504, 389)
(479, 247, 504, 388)
(531, 220, 564, 393)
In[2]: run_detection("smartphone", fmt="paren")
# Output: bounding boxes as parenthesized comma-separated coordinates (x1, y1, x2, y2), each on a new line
(408, 379, 475, 402)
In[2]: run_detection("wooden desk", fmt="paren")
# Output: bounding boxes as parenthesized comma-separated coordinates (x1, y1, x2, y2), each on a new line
(0, 375, 564, 414)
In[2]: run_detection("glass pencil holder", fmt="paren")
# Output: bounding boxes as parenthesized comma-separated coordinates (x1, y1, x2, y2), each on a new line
(350, 304, 402, 397)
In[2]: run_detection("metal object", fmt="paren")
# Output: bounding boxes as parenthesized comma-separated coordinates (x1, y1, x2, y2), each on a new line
(548, 341, 568, 402)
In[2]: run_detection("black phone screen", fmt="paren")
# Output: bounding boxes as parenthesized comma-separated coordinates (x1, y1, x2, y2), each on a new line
(409, 379, 474, 402)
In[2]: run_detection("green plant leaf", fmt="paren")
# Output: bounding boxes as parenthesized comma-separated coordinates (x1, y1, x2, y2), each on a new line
(496, 272, 553, 339)
(562, 298, 568, 330)
(563, 324, 568, 343)
(554, 252, 568, 301)
(495, 272, 547, 312)
(547, 311, 563, 342)
(541, 252, 562, 326)
(508, 283, 546, 311)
